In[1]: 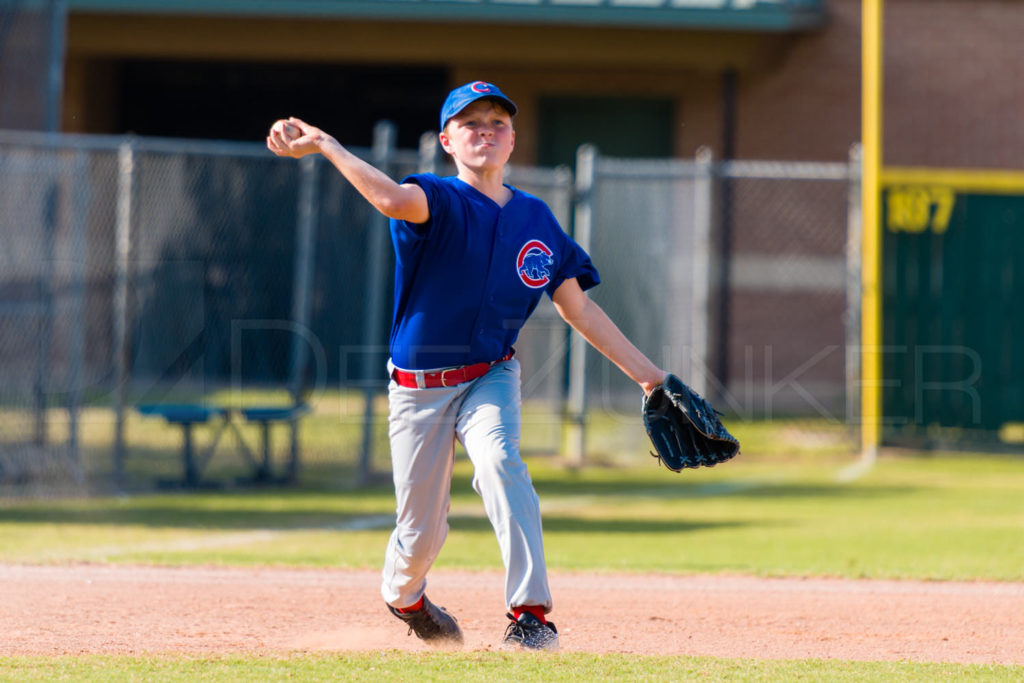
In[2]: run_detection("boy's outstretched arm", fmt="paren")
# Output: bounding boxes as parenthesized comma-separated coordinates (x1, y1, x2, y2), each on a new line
(267, 117, 429, 224)
(551, 277, 667, 395)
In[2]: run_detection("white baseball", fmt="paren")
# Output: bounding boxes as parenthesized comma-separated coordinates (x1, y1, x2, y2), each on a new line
(276, 120, 301, 141)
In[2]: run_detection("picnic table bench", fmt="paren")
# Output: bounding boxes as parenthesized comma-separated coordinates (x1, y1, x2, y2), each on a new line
(136, 403, 311, 487)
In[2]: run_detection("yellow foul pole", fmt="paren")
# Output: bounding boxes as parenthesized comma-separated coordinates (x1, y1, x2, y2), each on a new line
(861, 0, 883, 457)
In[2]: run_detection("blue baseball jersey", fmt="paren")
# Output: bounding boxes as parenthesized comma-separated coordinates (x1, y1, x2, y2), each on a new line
(388, 173, 600, 370)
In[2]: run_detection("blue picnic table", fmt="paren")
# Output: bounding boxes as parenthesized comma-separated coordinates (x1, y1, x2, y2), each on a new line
(136, 403, 311, 487)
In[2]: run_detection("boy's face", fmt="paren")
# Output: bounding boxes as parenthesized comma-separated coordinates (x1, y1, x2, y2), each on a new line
(439, 99, 515, 173)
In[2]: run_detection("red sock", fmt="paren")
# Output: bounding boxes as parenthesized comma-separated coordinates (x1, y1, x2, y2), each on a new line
(397, 597, 423, 614)
(512, 605, 547, 624)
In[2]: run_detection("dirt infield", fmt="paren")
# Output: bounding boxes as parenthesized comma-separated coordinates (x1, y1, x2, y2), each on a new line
(2, 563, 1022, 664)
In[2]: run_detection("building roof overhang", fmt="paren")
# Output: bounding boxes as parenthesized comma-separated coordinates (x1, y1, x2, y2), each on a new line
(68, 0, 827, 33)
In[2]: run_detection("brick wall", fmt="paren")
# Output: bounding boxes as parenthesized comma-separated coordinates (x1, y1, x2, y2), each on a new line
(737, 0, 1024, 169)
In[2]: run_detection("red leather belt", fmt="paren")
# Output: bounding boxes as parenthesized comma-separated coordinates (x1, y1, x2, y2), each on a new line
(391, 352, 514, 389)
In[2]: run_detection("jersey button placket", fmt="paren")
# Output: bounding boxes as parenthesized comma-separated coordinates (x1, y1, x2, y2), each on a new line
(469, 213, 503, 353)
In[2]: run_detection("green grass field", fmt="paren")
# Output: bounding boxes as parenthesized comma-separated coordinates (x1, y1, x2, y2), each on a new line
(2, 416, 1023, 680)
(2, 449, 1022, 581)
(2, 652, 1020, 682)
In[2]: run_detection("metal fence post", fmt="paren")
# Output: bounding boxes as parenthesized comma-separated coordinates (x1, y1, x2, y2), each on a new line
(34, 180, 56, 447)
(692, 147, 714, 399)
(550, 165, 573, 230)
(66, 150, 88, 484)
(418, 131, 439, 174)
(845, 144, 864, 428)
(359, 120, 396, 484)
(45, 0, 67, 135)
(565, 144, 596, 466)
(286, 154, 320, 479)
(112, 137, 134, 486)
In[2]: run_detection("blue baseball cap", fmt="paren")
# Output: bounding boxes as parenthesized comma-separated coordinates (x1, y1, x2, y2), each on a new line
(440, 81, 518, 130)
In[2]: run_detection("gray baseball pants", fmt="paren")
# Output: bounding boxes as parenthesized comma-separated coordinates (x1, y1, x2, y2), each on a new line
(381, 358, 552, 614)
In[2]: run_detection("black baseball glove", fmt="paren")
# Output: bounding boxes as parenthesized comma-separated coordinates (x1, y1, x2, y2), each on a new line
(642, 374, 740, 471)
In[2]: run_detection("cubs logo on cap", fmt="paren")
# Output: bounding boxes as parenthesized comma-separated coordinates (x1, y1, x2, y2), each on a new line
(517, 240, 554, 289)
(440, 81, 518, 130)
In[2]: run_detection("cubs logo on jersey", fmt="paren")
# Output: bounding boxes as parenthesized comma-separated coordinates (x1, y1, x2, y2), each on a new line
(517, 240, 554, 289)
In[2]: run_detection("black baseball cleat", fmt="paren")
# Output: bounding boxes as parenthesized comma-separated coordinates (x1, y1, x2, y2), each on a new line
(387, 595, 464, 644)
(501, 611, 560, 651)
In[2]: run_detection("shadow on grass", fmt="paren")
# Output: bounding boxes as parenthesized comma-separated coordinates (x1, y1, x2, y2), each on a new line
(0, 468, 916, 531)
(0, 504, 386, 530)
(452, 472, 918, 502)
(0, 504, 753, 537)
(448, 514, 752, 535)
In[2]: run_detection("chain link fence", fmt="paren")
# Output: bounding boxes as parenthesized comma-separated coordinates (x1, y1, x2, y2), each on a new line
(0, 128, 859, 496)
(0, 140, 94, 490)
(718, 158, 858, 421)
(566, 149, 859, 463)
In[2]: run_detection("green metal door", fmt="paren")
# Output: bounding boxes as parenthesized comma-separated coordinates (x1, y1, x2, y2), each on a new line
(537, 96, 673, 168)
(881, 182, 1024, 447)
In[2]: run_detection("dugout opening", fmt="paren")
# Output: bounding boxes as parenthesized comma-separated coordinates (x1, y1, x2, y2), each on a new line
(67, 59, 449, 150)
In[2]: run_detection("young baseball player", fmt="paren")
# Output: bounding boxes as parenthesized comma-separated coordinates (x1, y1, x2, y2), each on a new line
(267, 81, 666, 650)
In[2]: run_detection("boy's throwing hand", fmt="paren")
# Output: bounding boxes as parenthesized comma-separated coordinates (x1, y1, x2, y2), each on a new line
(267, 117, 328, 159)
